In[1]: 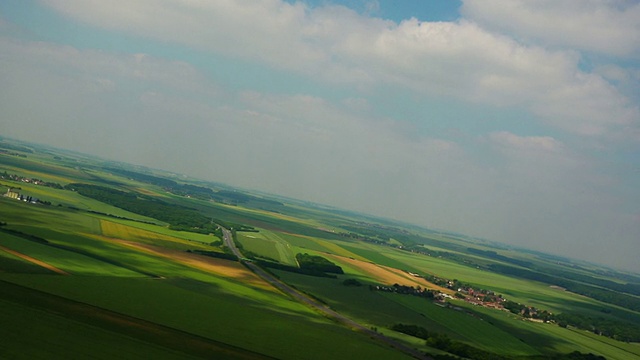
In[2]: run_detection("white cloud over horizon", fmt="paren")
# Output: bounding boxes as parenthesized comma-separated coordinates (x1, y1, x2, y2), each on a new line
(461, 0, 640, 57)
(41, 0, 640, 140)
(1, 1, 639, 272)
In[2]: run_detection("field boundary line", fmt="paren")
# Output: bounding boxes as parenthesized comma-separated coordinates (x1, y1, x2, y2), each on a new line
(0, 244, 70, 275)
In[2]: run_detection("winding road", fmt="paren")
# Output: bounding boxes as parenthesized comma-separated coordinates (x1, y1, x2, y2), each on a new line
(220, 227, 431, 360)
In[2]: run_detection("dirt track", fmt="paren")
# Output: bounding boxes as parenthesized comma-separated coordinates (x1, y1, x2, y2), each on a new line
(0, 244, 70, 275)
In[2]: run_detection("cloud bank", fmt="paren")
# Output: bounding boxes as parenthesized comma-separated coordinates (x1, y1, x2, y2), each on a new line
(1, 0, 638, 271)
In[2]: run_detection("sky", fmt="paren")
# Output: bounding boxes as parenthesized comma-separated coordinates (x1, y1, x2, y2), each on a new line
(0, 0, 639, 272)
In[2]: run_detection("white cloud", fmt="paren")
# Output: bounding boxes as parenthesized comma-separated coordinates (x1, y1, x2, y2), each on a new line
(1, 29, 639, 270)
(0, 0, 637, 272)
(0, 35, 216, 159)
(41, 0, 639, 140)
(461, 0, 640, 57)
(489, 131, 564, 153)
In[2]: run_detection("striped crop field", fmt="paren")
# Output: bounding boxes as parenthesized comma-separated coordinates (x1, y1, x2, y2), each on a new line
(309, 237, 369, 261)
(100, 220, 209, 250)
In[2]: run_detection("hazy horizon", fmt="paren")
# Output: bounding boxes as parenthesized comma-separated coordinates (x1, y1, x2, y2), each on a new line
(1, 1, 638, 272)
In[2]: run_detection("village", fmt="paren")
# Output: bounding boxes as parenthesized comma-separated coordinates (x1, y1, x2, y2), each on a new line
(0, 171, 63, 189)
(1, 173, 61, 206)
(371, 271, 554, 323)
(3, 188, 43, 204)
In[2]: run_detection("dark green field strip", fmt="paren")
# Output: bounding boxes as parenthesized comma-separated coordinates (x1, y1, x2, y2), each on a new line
(0, 154, 92, 182)
(0, 299, 199, 360)
(186, 201, 347, 240)
(340, 244, 423, 273)
(0, 280, 274, 360)
(0, 227, 156, 277)
(0, 249, 56, 274)
(489, 263, 640, 314)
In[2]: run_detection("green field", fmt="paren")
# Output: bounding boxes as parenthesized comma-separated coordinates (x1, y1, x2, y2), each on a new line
(237, 229, 297, 265)
(1, 139, 639, 359)
(0, 280, 270, 360)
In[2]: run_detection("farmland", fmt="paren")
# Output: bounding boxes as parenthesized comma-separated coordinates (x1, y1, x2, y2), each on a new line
(1, 138, 640, 359)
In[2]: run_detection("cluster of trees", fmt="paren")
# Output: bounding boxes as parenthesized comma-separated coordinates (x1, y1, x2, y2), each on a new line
(342, 278, 362, 286)
(337, 222, 446, 249)
(0, 227, 49, 244)
(501, 298, 640, 342)
(296, 253, 343, 274)
(105, 167, 216, 200)
(0, 150, 27, 157)
(502, 300, 553, 322)
(232, 225, 258, 232)
(466, 248, 532, 268)
(105, 167, 287, 208)
(487, 249, 640, 297)
(187, 250, 238, 262)
(405, 245, 486, 269)
(254, 259, 339, 278)
(0, 171, 63, 189)
(212, 190, 283, 207)
(105, 168, 178, 188)
(85, 210, 157, 225)
(0, 142, 33, 153)
(488, 264, 640, 313)
(337, 231, 389, 246)
(391, 324, 606, 360)
(253, 253, 344, 278)
(371, 283, 436, 300)
(555, 313, 640, 342)
(541, 267, 640, 297)
(65, 183, 223, 238)
(391, 323, 510, 360)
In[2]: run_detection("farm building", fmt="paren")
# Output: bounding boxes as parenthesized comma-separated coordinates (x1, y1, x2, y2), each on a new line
(4, 188, 19, 199)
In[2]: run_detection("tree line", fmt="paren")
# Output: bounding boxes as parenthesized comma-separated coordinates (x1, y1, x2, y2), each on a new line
(253, 253, 344, 278)
(65, 183, 223, 238)
(488, 263, 640, 313)
(391, 324, 606, 360)
(296, 253, 344, 274)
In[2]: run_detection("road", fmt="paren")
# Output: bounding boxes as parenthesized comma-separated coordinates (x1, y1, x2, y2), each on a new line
(220, 227, 431, 360)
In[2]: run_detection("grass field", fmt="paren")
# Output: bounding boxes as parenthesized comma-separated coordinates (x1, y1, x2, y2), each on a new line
(458, 303, 640, 360)
(0, 299, 205, 360)
(1, 153, 92, 184)
(0, 280, 269, 360)
(0, 232, 142, 276)
(0, 248, 56, 274)
(0, 274, 411, 360)
(273, 268, 636, 359)
(100, 219, 213, 251)
(96, 215, 217, 243)
(237, 230, 297, 265)
(0, 188, 161, 224)
(2, 140, 639, 360)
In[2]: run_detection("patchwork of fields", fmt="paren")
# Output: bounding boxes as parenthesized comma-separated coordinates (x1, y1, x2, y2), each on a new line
(1, 145, 640, 360)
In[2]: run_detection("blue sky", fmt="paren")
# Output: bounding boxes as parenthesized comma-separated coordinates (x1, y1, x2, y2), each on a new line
(1, 0, 639, 272)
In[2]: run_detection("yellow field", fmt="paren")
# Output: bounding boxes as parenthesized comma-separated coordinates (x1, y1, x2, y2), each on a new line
(217, 203, 319, 226)
(88, 235, 277, 292)
(326, 253, 453, 294)
(311, 238, 369, 261)
(99, 220, 207, 249)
